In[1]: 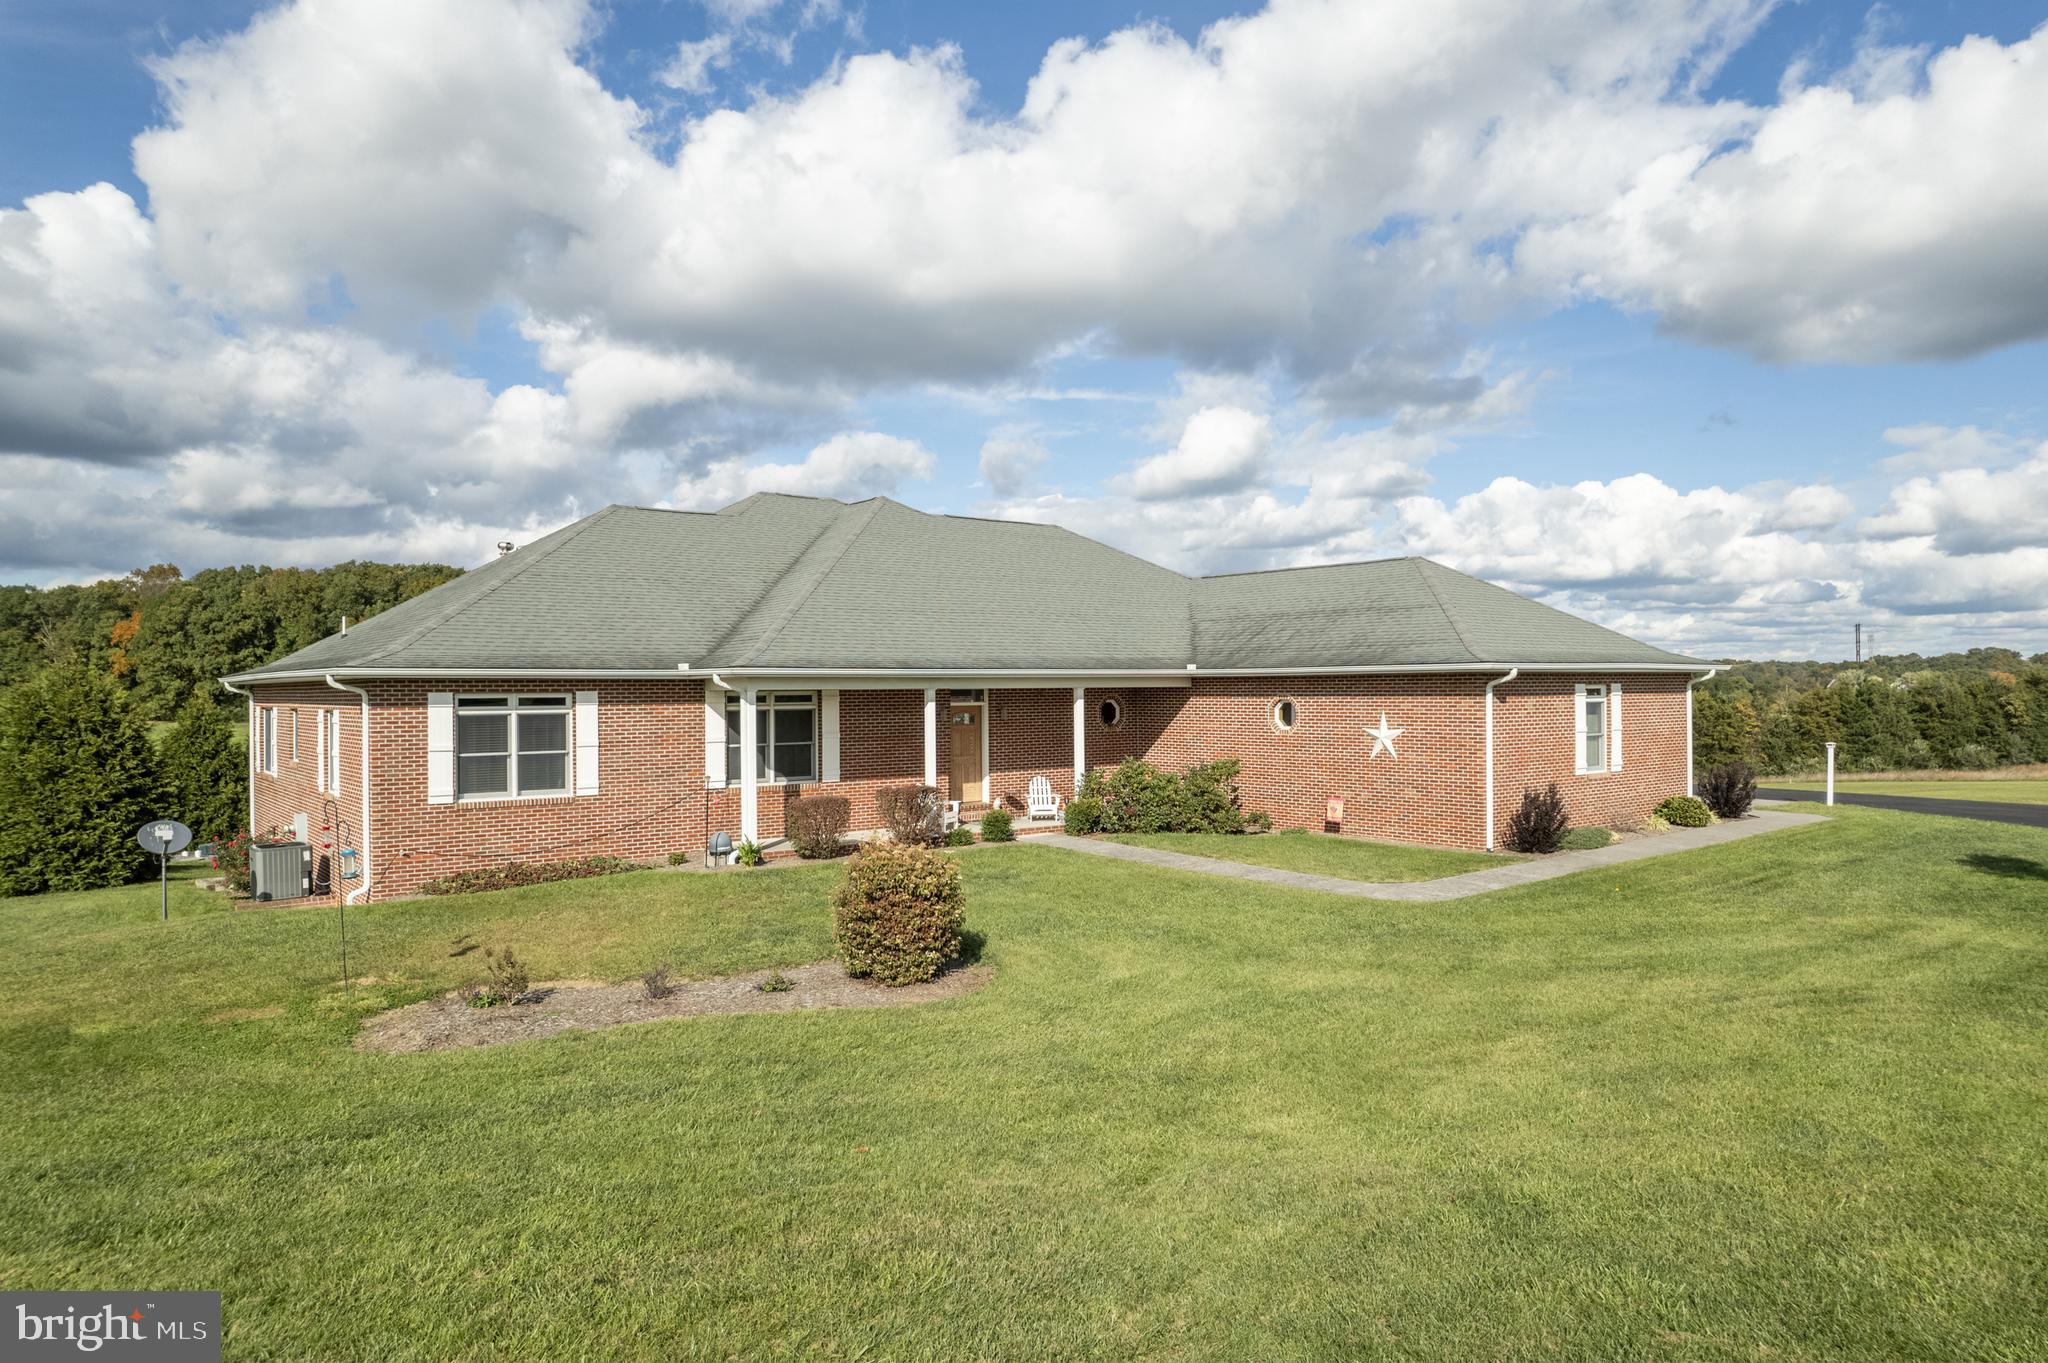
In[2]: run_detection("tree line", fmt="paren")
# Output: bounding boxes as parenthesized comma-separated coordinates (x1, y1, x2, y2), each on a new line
(0, 560, 459, 894)
(1693, 648, 2048, 775)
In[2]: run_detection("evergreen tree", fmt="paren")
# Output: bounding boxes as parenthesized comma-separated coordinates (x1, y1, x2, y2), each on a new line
(1692, 689, 1761, 769)
(159, 689, 248, 843)
(0, 660, 163, 895)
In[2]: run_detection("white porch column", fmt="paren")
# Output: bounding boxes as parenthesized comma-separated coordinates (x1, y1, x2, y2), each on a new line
(1072, 686, 1087, 793)
(739, 686, 760, 843)
(922, 688, 938, 787)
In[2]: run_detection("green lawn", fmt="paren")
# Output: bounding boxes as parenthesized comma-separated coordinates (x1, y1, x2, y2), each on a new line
(1773, 776, 2048, 805)
(4, 809, 2047, 1360)
(1103, 829, 1505, 881)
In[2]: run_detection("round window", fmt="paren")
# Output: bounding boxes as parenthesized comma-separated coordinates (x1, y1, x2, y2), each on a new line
(1098, 698, 1122, 727)
(1272, 698, 1297, 731)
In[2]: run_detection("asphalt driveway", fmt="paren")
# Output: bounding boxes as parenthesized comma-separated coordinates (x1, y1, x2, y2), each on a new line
(1758, 787, 2048, 830)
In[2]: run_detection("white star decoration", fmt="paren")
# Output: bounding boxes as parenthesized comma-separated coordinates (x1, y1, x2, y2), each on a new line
(1366, 712, 1405, 759)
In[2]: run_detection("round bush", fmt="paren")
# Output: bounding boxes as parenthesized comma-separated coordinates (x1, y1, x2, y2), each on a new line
(1559, 826, 1612, 850)
(979, 806, 1015, 842)
(1063, 795, 1105, 835)
(831, 841, 966, 986)
(1652, 795, 1712, 828)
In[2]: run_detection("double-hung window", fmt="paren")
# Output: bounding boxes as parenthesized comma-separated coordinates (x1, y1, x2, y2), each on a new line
(725, 692, 818, 784)
(455, 695, 571, 799)
(259, 708, 278, 775)
(1579, 684, 1608, 773)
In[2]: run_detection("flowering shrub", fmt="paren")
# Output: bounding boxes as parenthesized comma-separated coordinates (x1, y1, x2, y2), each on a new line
(831, 840, 966, 986)
(210, 826, 292, 894)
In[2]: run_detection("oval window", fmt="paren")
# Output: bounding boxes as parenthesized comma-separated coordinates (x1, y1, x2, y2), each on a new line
(1272, 698, 1297, 731)
(1098, 698, 1122, 727)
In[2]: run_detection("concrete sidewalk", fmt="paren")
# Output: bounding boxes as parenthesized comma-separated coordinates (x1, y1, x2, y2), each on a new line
(1035, 808, 1828, 901)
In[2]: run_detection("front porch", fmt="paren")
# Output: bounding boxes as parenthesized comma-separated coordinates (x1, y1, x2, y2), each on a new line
(711, 679, 1184, 847)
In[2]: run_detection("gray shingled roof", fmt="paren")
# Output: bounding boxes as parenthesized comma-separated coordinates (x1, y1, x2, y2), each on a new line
(227, 494, 1706, 679)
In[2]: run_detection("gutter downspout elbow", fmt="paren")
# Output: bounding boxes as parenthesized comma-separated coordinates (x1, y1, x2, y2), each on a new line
(1483, 668, 1520, 851)
(324, 675, 374, 905)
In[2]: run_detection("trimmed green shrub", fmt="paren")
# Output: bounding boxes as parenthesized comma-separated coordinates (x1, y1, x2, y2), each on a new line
(876, 784, 945, 844)
(667, 850, 691, 866)
(421, 856, 641, 896)
(158, 689, 247, 844)
(1653, 795, 1712, 828)
(1064, 795, 1105, 835)
(979, 806, 1015, 841)
(1559, 826, 1613, 850)
(831, 840, 966, 986)
(1505, 783, 1569, 853)
(787, 794, 852, 858)
(945, 825, 976, 846)
(0, 660, 163, 896)
(1697, 761, 1756, 819)
(1085, 757, 1254, 834)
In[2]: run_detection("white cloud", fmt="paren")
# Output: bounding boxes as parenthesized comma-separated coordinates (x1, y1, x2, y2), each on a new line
(977, 436, 1049, 496)
(1861, 439, 2048, 555)
(675, 430, 936, 508)
(1118, 405, 1272, 500)
(659, 34, 735, 95)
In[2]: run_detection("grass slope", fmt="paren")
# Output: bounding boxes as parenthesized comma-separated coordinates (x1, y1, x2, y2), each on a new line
(1773, 776, 2048, 805)
(4, 810, 2046, 1361)
(1103, 829, 1503, 882)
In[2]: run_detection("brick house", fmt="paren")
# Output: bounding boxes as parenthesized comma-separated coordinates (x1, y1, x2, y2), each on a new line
(223, 493, 1712, 901)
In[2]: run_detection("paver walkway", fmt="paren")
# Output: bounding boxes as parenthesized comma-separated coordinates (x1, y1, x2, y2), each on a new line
(1035, 808, 1828, 901)
(1758, 786, 2048, 830)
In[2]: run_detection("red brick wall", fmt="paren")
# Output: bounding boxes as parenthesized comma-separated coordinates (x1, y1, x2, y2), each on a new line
(251, 671, 1692, 899)
(1490, 672, 1690, 845)
(247, 682, 362, 896)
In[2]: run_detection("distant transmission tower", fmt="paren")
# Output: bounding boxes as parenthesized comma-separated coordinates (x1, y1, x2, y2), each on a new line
(1855, 623, 1862, 663)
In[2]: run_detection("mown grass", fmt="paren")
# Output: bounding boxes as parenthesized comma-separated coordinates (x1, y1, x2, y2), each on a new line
(1772, 775, 2048, 805)
(1102, 828, 1504, 881)
(3, 808, 2046, 1361)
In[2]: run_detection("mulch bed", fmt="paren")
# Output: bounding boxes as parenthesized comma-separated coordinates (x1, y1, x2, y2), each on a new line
(355, 960, 992, 1054)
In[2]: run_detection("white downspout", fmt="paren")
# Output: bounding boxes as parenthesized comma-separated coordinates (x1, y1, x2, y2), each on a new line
(1482, 668, 1519, 851)
(220, 679, 255, 837)
(324, 675, 374, 905)
(1686, 667, 1721, 796)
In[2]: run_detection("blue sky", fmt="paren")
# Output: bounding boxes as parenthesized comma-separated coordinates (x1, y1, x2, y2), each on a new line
(2, 0, 2046, 660)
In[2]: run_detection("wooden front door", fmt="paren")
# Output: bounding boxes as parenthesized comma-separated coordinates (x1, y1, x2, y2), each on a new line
(949, 706, 985, 802)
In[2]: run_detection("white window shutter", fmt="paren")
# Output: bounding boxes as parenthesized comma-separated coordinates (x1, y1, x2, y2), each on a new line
(822, 689, 841, 783)
(427, 692, 455, 804)
(315, 709, 328, 792)
(574, 690, 600, 794)
(1610, 682, 1624, 770)
(704, 681, 727, 787)
(1572, 684, 1589, 775)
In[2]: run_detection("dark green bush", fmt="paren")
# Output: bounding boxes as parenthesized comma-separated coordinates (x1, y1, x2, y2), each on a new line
(1653, 795, 1712, 827)
(945, 825, 976, 846)
(666, 850, 690, 866)
(420, 855, 640, 896)
(978, 806, 1015, 841)
(159, 689, 247, 844)
(1063, 795, 1105, 835)
(1559, 826, 1612, 850)
(1697, 762, 1756, 819)
(876, 784, 944, 844)
(831, 840, 966, 986)
(787, 794, 852, 858)
(1085, 757, 1254, 834)
(0, 660, 162, 896)
(1505, 783, 1569, 853)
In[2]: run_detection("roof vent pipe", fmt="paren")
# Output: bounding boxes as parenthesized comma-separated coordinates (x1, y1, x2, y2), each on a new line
(497, 541, 514, 557)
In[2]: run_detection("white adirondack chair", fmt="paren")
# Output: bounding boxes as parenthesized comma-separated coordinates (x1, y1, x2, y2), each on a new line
(1026, 775, 1063, 821)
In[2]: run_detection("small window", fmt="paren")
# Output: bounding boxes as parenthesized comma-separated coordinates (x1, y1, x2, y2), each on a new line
(1272, 699, 1297, 732)
(290, 709, 299, 763)
(1580, 684, 1608, 773)
(455, 695, 572, 799)
(724, 692, 819, 784)
(1097, 699, 1121, 728)
(259, 708, 278, 775)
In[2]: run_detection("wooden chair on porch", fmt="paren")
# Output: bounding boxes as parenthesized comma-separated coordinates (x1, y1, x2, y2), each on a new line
(1026, 776, 1064, 822)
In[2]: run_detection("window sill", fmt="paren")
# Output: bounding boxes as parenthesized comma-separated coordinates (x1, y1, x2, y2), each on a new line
(450, 791, 576, 805)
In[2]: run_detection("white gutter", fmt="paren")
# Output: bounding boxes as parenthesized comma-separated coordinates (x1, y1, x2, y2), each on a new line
(225, 660, 1710, 685)
(1685, 667, 1721, 795)
(324, 675, 374, 906)
(219, 678, 255, 838)
(1482, 668, 1519, 851)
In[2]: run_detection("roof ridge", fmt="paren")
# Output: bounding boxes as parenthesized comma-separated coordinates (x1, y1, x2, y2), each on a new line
(1408, 558, 1484, 664)
(352, 507, 621, 667)
(728, 499, 890, 666)
(1199, 554, 1418, 580)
